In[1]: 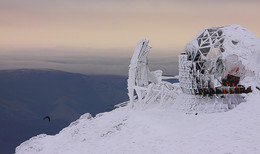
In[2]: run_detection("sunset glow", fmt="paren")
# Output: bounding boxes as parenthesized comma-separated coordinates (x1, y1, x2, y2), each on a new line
(0, 0, 259, 75)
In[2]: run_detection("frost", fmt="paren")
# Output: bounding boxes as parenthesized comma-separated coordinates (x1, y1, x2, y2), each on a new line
(15, 25, 260, 154)
(127, 39, 180, 108)
(180, 25, 260, 96)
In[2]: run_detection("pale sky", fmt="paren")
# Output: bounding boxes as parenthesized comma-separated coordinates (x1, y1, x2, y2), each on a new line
(0, 0, 260, 75)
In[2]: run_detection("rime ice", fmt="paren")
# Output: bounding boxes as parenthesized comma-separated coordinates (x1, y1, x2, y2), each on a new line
(180, 25, 260, 95)
(15, 25, 260, 154)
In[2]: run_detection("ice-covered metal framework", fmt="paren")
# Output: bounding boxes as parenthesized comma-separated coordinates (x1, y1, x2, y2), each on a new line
(126, 25, 260, 112)
(127, 39, 179, 107)
(179, 27, 252, 95)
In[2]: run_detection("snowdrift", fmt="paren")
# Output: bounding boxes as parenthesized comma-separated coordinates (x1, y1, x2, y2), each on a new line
(15, 90, 260, 154)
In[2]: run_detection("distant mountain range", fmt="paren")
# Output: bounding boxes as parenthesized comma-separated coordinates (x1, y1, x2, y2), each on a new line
(0, 69, 128, 154)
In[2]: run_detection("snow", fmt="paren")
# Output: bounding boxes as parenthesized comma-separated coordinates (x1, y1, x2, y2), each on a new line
(184, 25, 260, 86)
(15, 25, 260, 154)
(128, 38, 152, 107)
(15, 89, 260, 154)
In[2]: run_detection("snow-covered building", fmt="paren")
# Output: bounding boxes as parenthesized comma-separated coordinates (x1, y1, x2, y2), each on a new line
(179, 25, 260, 95)
(126, 25, 260, 112)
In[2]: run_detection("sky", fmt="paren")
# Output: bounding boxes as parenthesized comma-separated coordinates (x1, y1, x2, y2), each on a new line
(0, 0, 260, 75)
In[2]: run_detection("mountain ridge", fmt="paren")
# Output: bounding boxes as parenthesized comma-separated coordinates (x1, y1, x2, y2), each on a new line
(0, 69, 128, 154)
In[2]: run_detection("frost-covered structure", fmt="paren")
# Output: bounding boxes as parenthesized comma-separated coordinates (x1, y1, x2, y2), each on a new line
(128, 25, 260, 112)
(179, 25, 260, 95)
(14, 25, 260, 154)
(127, 39, 180, 107)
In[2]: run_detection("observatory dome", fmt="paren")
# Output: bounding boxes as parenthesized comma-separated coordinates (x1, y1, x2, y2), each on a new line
(179, 25, 260, 95)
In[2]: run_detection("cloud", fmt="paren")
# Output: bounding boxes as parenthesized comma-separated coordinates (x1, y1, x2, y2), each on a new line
(0, 56, 179, 76)
(0, 46, 179, 75)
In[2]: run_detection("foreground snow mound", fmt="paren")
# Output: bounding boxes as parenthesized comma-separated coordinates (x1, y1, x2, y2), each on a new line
(16, 90, 260, 154)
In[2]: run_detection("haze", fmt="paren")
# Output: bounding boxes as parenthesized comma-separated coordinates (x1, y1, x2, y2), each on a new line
(1, 0, 259, 75)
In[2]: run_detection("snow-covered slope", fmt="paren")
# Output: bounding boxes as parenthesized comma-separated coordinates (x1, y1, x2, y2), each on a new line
(16, 25, 260, 154)
(16, 89, 260, 154)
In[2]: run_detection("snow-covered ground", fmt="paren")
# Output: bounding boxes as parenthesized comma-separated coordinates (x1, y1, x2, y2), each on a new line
(16, 25, 260, 154)
(16, 89, 260, 154)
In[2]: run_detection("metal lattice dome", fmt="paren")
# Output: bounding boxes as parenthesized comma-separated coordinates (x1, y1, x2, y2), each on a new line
(179, 25, 260, 95)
